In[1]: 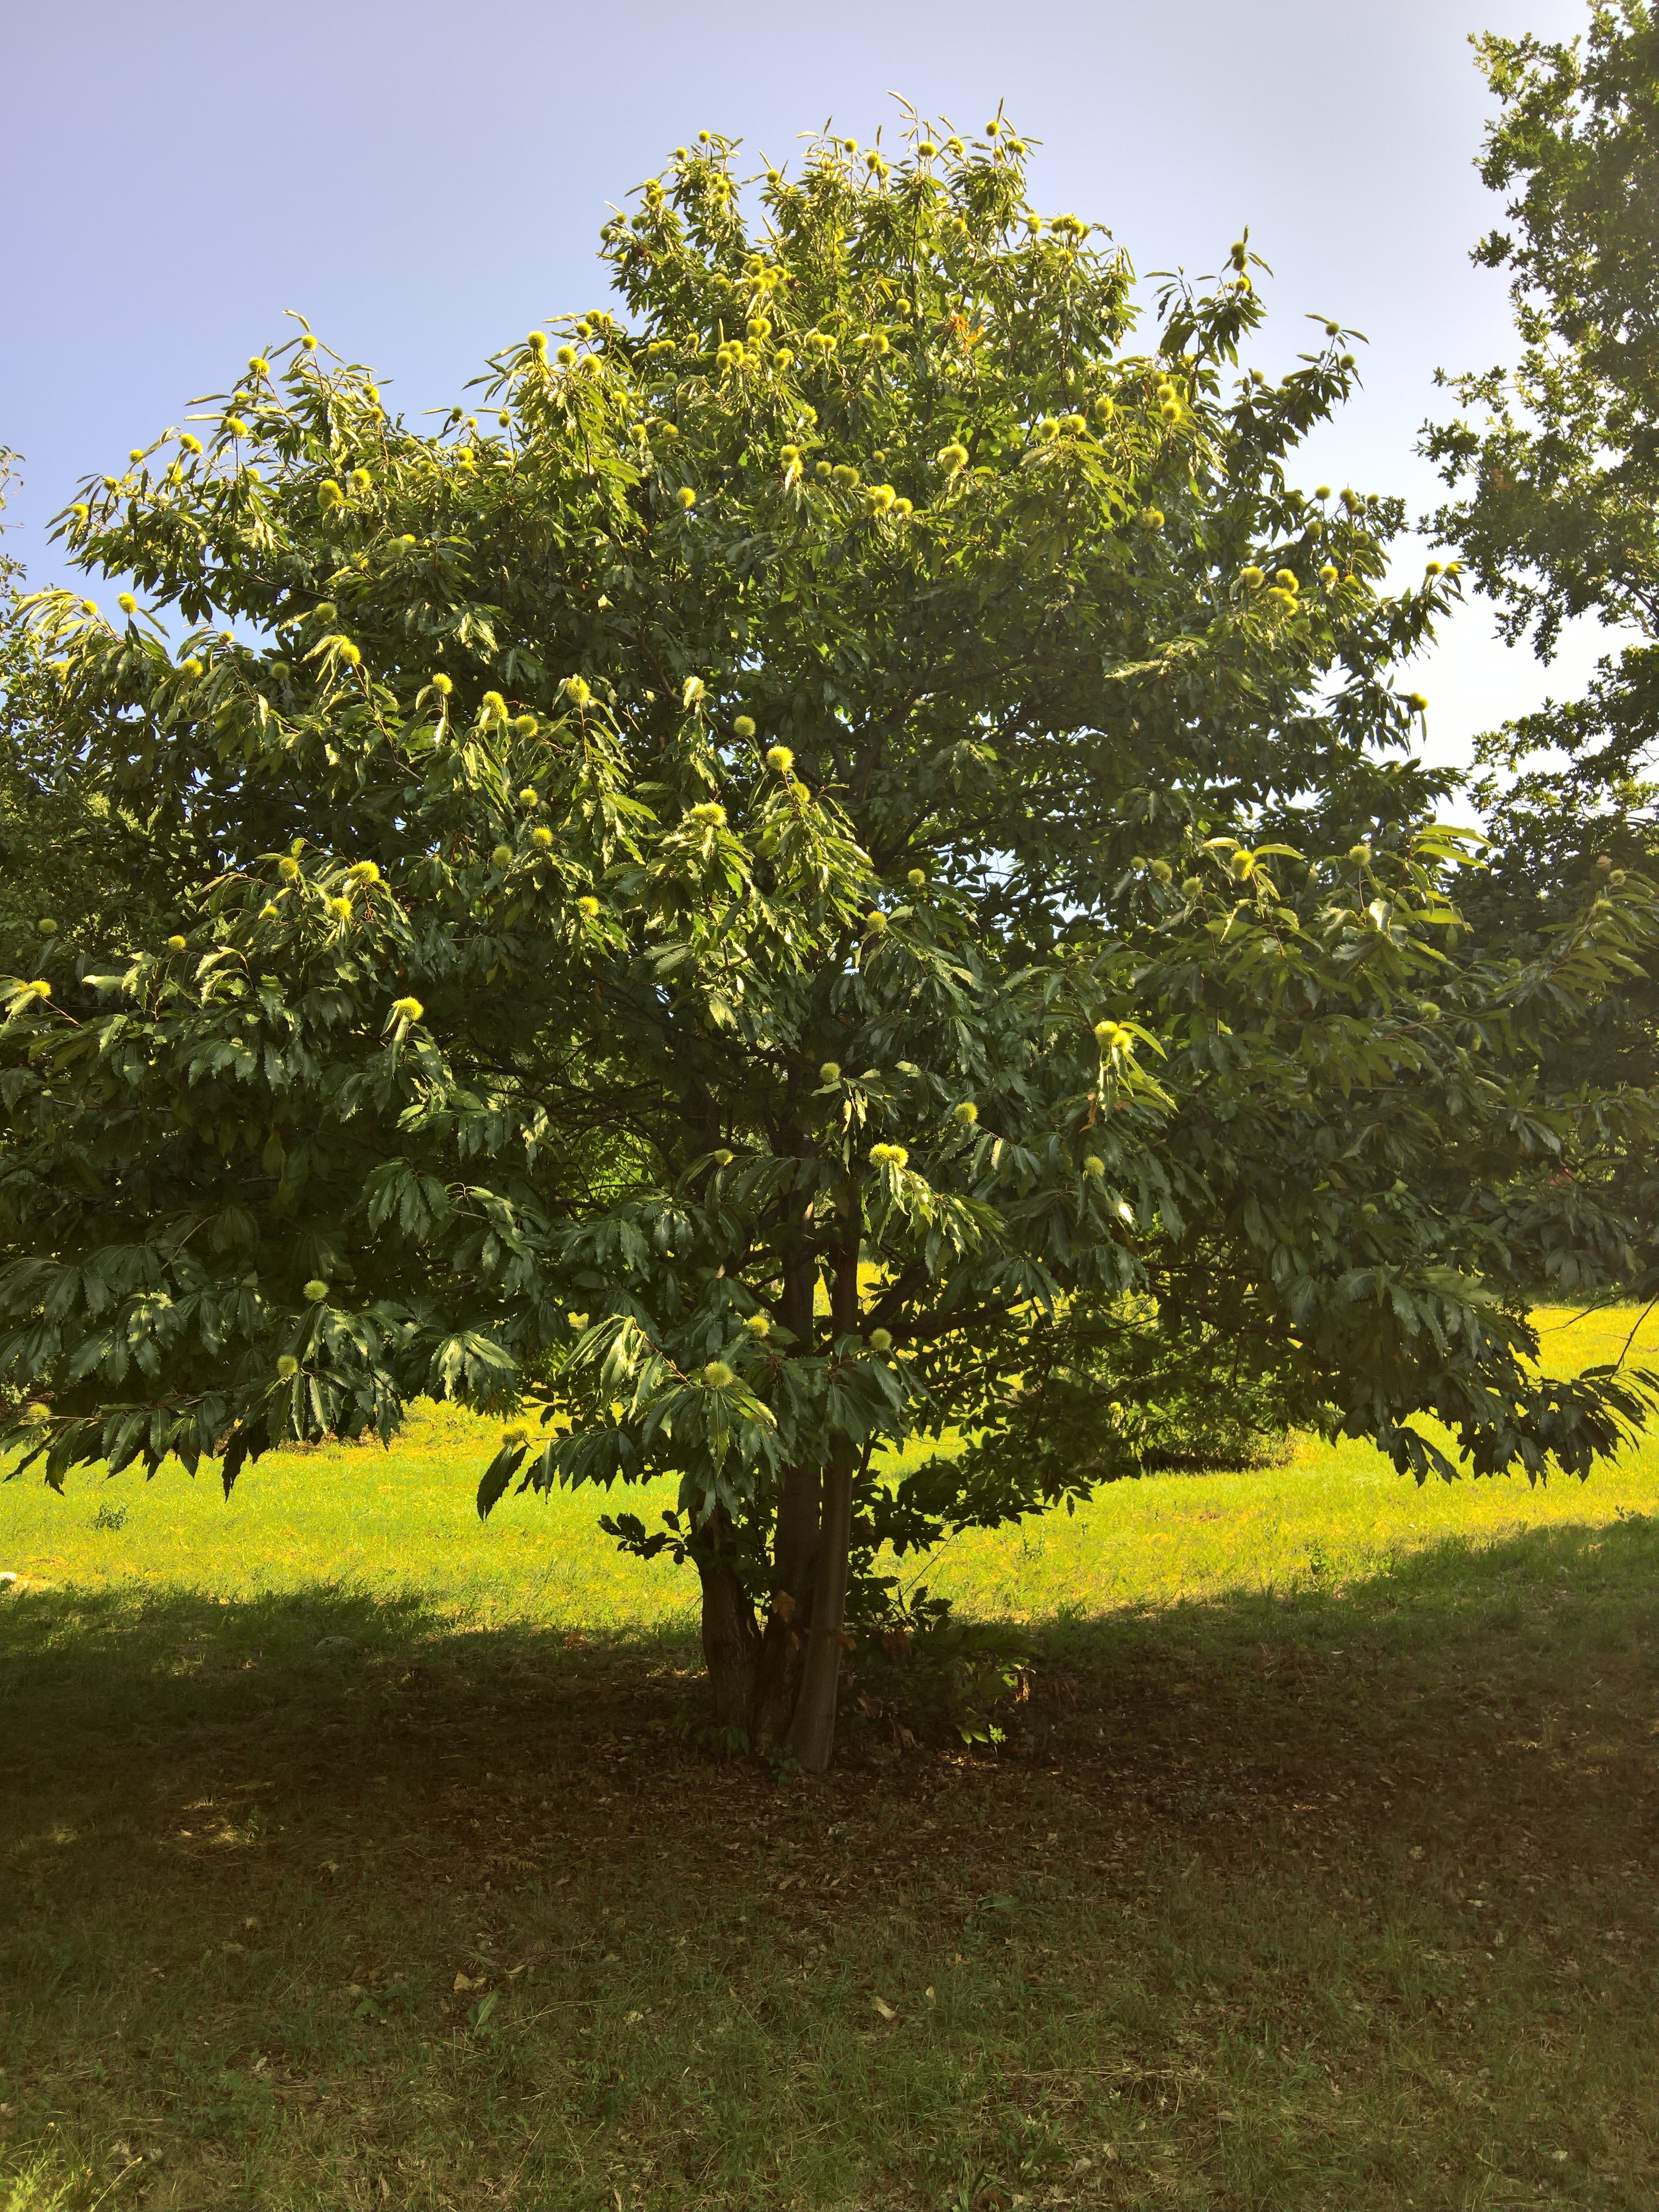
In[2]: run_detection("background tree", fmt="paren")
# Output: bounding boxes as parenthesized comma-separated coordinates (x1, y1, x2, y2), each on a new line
(1423, 0, 1659, 1250)
(5, 118, 1656, 1769)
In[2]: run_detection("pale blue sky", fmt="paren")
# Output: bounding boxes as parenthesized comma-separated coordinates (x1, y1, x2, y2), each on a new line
(2, 0, 1605, 771)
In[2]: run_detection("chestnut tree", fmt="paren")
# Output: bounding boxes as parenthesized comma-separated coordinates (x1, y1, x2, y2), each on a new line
(4, 118, 1656, 1768)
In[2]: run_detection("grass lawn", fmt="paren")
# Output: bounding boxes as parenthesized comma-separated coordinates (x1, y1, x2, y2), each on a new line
(2, 1305, 1657, 2209)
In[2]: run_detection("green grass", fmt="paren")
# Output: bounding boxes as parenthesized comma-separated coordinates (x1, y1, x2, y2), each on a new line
(7, 1304, 1658, 1629)
(2, 1306, 1658, 2209)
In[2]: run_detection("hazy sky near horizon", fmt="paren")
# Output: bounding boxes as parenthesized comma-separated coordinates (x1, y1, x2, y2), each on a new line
(2, 0, 1606, 774)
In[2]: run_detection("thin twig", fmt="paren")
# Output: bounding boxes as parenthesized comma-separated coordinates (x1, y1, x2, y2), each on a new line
(1612, 1294, 1659, 1375)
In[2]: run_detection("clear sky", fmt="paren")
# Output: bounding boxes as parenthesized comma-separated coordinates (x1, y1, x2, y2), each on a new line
(2, 0, 1604, 775)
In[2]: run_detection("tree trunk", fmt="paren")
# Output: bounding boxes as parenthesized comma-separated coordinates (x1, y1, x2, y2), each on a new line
(692, 1228, 863, 1766)
(747, 1456, 820, 1752)
(695, 1464, 821, 1755)
(785, 1231, 863, 1771)
(784, 1430, 856, 1770)
(697, 1552, 763, 1740)
(747, 1246, 827, 1754)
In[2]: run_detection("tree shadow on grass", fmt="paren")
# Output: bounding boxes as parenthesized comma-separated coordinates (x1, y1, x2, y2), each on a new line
(1, 1515, 1655, 2211)
(2, 1577, 704, 1916)
(4, 1512, 1656, 1874)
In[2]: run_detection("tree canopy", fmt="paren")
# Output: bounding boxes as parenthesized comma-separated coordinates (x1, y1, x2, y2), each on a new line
(0, 456, 168, 976)
(5, 116, 1657, 1765)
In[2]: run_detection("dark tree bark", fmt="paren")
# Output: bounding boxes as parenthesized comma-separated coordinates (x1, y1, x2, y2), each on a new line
(742, 1456, 813, 1750)
(694, 1456, 823, 1752)
(784, 1430, 856, 1770)
(692, 1221, 862, 1767)
(697, 1549, 763, 1737)
(785, 1227, 863, 1771)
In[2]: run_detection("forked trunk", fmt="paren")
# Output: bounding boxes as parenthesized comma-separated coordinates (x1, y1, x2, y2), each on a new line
(693, 1235, 863, 1768)
(783, 1431, 857, 1770)
(748, 1450, 820, 1750)
(697, 1556, 763, 1739)
(693, 1448, 853, 1767)
(783, 1235, 863, 1769)
(694, 1468, 818, 1756)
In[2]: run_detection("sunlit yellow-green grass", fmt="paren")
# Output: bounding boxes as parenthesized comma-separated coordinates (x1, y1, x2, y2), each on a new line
(5, 1302, 1657, 1629)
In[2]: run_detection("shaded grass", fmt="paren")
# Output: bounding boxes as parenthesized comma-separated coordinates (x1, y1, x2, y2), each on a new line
(0, 1307, 1657, 2209)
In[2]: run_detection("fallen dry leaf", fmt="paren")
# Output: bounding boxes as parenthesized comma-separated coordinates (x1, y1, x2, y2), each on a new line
(870, 1994, 896, 2022)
